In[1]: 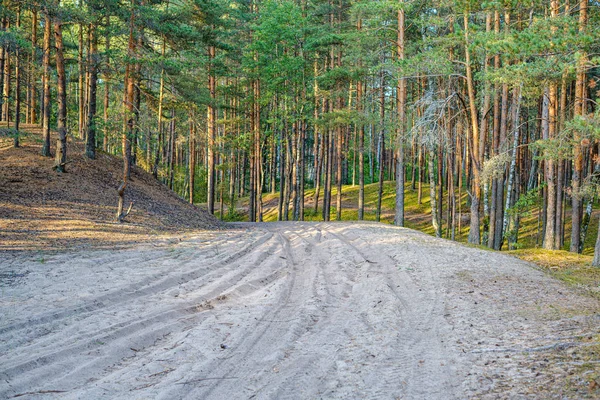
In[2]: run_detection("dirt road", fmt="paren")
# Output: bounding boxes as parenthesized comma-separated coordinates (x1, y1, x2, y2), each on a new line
(1, 222, 599, 399)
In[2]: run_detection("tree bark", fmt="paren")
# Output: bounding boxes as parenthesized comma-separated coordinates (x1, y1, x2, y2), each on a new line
(394, 7, 405, 227)
(85, 23, 98, 159)
(464, 13, 482, 245)
(29, 10, 38, 125)
(102, 15, 110, 152)
(571, 0, 588, 253)
(207, 45, 216, 214)
(41, 11, 51, 157)
(189, 117, 195, 204)
(13, 9, 21, 148)
(118, 0, 136, 221)
(54, 18, 67, 173)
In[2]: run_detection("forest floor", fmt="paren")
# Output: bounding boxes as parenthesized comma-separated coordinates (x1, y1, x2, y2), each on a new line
(0, 123, 220, 252)
(2, 125, 600, 398)
(2, 222, 600, 399)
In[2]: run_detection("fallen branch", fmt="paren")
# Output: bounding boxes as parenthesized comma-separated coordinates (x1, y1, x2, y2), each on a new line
(176, 377, 238, 385)
(12, 390, 67, 398)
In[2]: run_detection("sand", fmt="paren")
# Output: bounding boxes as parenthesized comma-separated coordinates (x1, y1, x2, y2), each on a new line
(1, 222, 599, 399)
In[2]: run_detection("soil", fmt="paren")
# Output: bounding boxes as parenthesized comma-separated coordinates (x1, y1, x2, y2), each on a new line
(0, 124, 220, 252)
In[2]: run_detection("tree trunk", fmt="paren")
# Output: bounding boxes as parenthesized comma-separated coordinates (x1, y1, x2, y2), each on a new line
(376, 73, 385, 222)
(153, 36, 166, 179)
(503, 86, 523, 246)
(464, 13, 482, 245)
(394, 7, 405, 227)
(85, 24, 98, 159)
(571, 0, 588, 253)
(41, 12, 51, 157)
(78, 23, 85, 139)
(207, 45, 216, 214)
(429, 150, 441, 237)
(357, 78, 365, 220)
(0, 17, 5, 123)
(13, 9, 21, 148)
(102, 16, 110, 152)
(54, 18, 67, 173)
(2, 22, 10, 123)
(335, 125, 343, 221)
(118, 1, 136, 222)
(592, 216, 600, 266)
(29, 10, 37, 125)
(189, 118, 195, 204)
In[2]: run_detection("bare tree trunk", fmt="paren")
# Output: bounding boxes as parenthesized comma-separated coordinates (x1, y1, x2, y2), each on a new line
(0, 17, 5, 123)
(78, 23, 85, 139)
(592, 217, 600, 266)
(335, 124, 343, 221)
(189, 117, 195, 204)
(571, 0, 588, 253)
(153, 36, 166, 179)
(543, 1, 560, 250)
(503, 86, 522, 246)
(102, 16, 110, 152)
(30, 10, 37, 125)
(207, 45, 216, 214)
(278, 129, 285, 220)
(376, 73, 385, 222)
(394, 7, 405, 227)
(299, 120, 305, 221)
(464, 13, 482, 245)
(2, 20, 10, 123)
(429, 149, 441, 237)
(85, 23, 98, 159)
(54, 18, 67, 173)
(13, 9, 21, 148)
(41, 12, 51, 157)
(117, 1, 136, 222)
(357, 78, 365, 220)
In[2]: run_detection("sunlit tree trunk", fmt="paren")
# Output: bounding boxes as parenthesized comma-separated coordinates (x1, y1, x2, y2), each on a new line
(464, 13, 482, 245)
(394, 7, 406, 227)
(571, 0, 588, 253)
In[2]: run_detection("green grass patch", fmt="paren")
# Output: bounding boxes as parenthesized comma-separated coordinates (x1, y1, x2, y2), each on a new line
(510, 249, 600, 298)
(223, 180, 600, 256)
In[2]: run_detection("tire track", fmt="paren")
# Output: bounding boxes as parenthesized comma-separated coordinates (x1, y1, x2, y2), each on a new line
(0, 230, 269, 338)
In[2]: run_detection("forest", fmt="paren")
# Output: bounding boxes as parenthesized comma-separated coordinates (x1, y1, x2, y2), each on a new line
(1, 0, 599, 256)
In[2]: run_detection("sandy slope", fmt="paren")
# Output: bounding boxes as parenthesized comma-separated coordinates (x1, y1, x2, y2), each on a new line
(1, 222, 599, 399)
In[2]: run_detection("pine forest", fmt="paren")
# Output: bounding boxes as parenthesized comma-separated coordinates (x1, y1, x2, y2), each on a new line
(1, 0, 600, 255)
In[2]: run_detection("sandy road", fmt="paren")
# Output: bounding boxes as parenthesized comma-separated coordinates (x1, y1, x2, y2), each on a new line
(1, 222, 599, 399)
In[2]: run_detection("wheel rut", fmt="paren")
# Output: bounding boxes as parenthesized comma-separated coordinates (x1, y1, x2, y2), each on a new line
(1, 222, 598, 399)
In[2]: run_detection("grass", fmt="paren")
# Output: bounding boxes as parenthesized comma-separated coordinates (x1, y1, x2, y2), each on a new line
(221, 180, 600, 253)
(510, 249, 600, 299)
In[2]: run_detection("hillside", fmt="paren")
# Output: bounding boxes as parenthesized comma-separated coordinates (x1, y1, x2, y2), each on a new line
(0, 124, 219, 251)
(229, 182, 600, 255)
